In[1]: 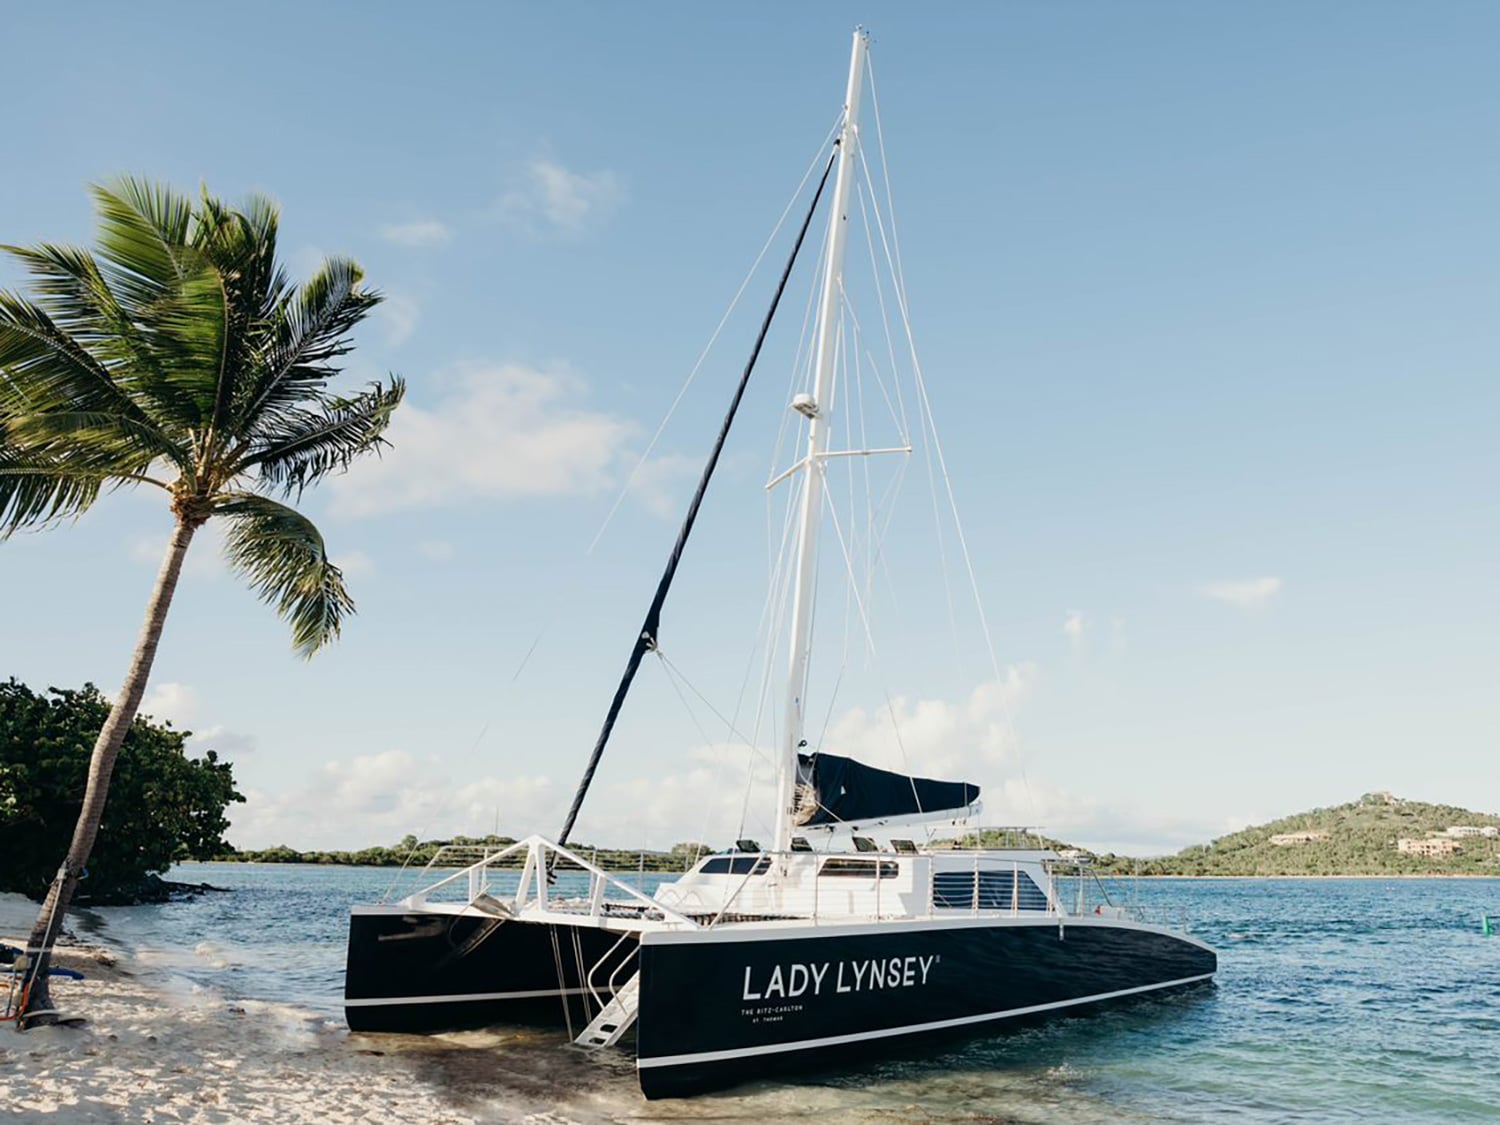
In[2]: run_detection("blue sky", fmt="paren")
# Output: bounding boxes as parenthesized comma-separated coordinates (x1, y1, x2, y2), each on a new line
(2, 3, 1496, 854)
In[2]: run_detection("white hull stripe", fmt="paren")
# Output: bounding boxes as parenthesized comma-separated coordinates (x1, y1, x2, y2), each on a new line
(345, 987, 589, 1008)
(636, 972, 1214, 1068)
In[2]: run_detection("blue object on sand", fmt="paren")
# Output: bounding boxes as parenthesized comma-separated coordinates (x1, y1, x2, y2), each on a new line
(0, 965, 85, 980)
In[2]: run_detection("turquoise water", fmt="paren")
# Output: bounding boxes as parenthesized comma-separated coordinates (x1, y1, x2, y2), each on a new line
(79, 865, 1500, 1122)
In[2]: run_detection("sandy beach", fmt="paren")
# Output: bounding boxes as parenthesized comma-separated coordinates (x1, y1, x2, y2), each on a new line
(3, 894, 996, 1125)
(0, 894, 590, 1125)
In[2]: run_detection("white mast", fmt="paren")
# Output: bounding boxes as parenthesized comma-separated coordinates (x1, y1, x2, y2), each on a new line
(773, 28, 869, 856)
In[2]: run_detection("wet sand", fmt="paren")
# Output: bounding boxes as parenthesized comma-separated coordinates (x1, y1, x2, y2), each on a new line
(1, 895, 1031, 1124)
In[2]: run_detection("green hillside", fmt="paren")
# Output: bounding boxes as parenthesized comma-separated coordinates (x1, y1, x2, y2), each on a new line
(1092, 792, 1500, 876)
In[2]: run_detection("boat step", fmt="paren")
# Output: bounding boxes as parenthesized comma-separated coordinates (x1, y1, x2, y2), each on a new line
(574, 972, 641, 1049)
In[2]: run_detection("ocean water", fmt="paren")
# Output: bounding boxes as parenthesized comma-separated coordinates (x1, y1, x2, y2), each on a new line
(75, 864, 1500, 1122)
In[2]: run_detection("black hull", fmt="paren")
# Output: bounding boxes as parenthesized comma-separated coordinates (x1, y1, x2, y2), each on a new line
(344, 909, 637, 1033)
(635, 917, 1216, 1099)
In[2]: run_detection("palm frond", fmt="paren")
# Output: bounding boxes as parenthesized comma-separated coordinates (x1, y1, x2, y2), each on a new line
(192, 190, 285, 455)
(234, 258, 380, 432)
(3, 410, 178, 472)
(0, 423, 109, 534)
(237, 378, 405, 497)
(88, 178, 192, 310)
(215, 492, 354, 657)
(86, 180, 229, 434)
(0, 290, 190, 467)
(0, 243, 172, 400)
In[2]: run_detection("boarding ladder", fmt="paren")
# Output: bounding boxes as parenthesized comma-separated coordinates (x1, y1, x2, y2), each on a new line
(574, 971, 640, 1049)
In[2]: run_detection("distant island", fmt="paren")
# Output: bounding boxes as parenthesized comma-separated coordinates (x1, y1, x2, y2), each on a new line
(1083, 792, 1500, 876)
(214, 793, 1500, 877)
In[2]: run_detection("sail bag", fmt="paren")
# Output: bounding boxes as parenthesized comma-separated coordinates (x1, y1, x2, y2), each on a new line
(794, 752, 979, 826)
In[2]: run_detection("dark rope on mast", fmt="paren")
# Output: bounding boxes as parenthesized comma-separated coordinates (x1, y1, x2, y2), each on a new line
(556, 148, 840, 849)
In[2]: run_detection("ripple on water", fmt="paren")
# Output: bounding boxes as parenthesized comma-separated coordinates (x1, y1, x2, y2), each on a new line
(82, 867, 1500, 1123)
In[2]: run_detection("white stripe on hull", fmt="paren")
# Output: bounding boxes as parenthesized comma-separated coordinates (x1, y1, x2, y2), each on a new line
(345, 987, 590, 1008)
(640, 913, 1217, 956)
(635, 972, 1214, 1068)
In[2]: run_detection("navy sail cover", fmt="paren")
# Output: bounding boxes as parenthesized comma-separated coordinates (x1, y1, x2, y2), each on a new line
(795, 752, 979, 826)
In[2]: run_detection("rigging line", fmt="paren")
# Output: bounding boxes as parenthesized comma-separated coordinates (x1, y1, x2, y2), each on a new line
(814, 665, 846, 758)
(864, 57, 914, 332)
(844, 273, 880, 640)
(741, 480, 802, 838)
(912, 357, 1037, 820)
(837, 317, 857, 675)
(655, 650, 744, 858)
(854, 179, 911, 442)
(877, 173, 1027, 799)
(830, 277, 915, 665)
(589, 113, 842, 555)
(768, 203, 835, 490)
(656, 651, 776, 845)
(820, 486, 925, 819)
(656, 649, 773, 769)
(856, 128, 965, 685)
(734, 491, 796, 754)
(832, 252, 909, 455)
(864, 133, 1038, 827)
(556, 148, 839, 849)
(846, 328, 865, 626)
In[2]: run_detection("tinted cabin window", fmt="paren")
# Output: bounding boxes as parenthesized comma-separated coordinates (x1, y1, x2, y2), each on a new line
(819, 857, 898, 879)
(932, 869, 1049, 910)
(699, 855, 771, 875)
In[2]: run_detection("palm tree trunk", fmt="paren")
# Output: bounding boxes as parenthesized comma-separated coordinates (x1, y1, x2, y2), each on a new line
(17, 516, 199, 1025)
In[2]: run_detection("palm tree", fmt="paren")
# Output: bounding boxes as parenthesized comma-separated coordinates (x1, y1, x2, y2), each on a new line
(0, 179, 404, 1024)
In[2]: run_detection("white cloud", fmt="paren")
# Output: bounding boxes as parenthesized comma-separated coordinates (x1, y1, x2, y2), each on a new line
(497, 157, 624, 234)
(1197, 576, 1282, 609)
(137, 681, 256, 757)
(821, 668, 1035, 786)
(332, 549, 374, 577)
(378, 219, 451, 247)
(1063, 610, 1085, 641)
(376, 293, 419, 348)
(188, 726, 258, 758)
(326, 363, 637, 518)
(587, 752, 778, 851)
(140, 681, 198, 728)
(978, 777, 1229, 857)
(627, 453, 703, 519)
(222, 675, 1233, 858)
(417, 540, 454, 561)
(229, 750, 553, 850)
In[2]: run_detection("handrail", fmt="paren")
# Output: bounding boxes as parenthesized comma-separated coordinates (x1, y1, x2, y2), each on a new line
(584, 929, 634, 1015)
(707, 856, 773, 927)
(605, 944, 640, 1002)
(401, 835, 701, 928)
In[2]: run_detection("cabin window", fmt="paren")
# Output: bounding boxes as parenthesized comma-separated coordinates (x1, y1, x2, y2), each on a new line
(818, 857, 898, 879)
(932, 869, 1049, 910)
(698, 855, 772, 875)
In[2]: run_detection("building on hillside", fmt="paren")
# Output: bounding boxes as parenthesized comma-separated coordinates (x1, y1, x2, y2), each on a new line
(1396, 837, 1463, 857)
(1444, 826, 1499, 838)
(1269, 831, 1329, 846)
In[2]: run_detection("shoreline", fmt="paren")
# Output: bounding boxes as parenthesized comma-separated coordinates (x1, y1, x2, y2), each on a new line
(1111, 872, 1500, 880)
(178, 859, 1500, 880)
(0, 894, 570, 1124)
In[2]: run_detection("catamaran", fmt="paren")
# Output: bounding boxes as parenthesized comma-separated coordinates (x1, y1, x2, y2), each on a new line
(343, 28, 1217, 1099)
